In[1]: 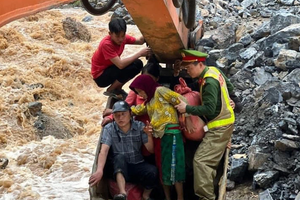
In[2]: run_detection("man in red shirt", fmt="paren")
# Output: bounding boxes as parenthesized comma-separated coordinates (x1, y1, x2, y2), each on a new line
(91, 18, 151, 97)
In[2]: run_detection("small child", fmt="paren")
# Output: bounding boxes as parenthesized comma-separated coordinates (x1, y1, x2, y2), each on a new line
(129, 74, 192, 200)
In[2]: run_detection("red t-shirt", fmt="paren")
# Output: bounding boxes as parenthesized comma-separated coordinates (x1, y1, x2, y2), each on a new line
(91, 34, 136, 79)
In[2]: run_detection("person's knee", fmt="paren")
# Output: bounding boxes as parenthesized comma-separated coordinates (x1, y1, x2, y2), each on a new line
(113, 164, 128, 181)
(132, 59, 143, 74)
(144, 165, 158, 183)
(148, 165, 158, 177)
(134, 59, 143, 69)
(194, 155, 204, 164)
(193, 156, 208, 170)
(113, 154, 127, 171)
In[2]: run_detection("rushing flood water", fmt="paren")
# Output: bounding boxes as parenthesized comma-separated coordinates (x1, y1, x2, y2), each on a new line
(0, 7, 146, 200)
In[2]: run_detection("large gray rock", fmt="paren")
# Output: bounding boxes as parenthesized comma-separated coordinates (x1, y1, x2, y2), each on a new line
(296, 192, 300, 200)
(224, 43, 245, 61)
(270, 13, 300, 34)
(239, 46, 258, 61)
(62, 17, 91, 42)
(251, 21, 270, 40)
(228, 156, 248, 182)
(279, 0, 295, 6)
(34, 114, 73, 139)
(274, 49, 300, 70)
(257, 23, 300, 51)
(241, 0, 259, 8)
(259, 189, 273, 200)
(239, 33, 252, 46)
(248, 145, 270, 171)
(288, 36, 300, 51)
(271, 42, 288, 57)
(263, 87, 283, 104)
(275, 139, 300, 151)
(284, 68, 300, 85)
(206, 49, 223, 66)
(254, 171, 279, 188)
(28, 102, 42, 117)
(253, 68, 272, 85)
(211, 22, 238, 49)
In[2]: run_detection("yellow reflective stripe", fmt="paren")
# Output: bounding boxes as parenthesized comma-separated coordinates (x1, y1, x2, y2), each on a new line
(207, 117, 235, 129)
(204, 72, 218, 79)
(210, 67, 219, 73)
(207, 87, 235, 129)
(205, 67, 235, 129)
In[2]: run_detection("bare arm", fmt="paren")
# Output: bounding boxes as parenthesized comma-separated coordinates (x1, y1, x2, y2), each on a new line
(110, 47, 151, 69)
(134, 36, 145, 45)
(144, 135, 154, 153)
(88, 144, 110, 186)
(143, 121, 154, 153)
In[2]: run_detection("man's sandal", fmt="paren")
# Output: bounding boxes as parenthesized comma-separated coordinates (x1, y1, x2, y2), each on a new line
(117, 89, 128, 96)
(103, 90, 117, 96)
(113, 193, 127, 200)
(103, 90, 123, 99)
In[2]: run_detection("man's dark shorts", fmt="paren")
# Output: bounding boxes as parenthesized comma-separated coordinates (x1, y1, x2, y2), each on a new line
(94, 59, 143, 87)
(105, 154, 157, 190)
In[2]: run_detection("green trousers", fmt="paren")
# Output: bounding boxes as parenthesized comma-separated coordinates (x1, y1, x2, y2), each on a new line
(193, 124, 233, 200)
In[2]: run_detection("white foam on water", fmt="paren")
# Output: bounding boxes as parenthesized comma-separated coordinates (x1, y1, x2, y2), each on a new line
(1, 135, 98, 200)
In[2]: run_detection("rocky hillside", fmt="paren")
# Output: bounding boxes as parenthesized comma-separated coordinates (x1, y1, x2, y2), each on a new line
(194, 0, 300, 199)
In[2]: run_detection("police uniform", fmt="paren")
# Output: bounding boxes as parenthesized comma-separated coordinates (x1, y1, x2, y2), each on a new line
(181, 49, 235, 200)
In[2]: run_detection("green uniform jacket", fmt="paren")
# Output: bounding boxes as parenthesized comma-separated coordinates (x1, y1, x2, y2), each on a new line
(186, 66, 234, 122)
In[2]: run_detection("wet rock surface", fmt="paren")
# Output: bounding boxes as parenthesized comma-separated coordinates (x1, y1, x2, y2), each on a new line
(191, 0, 300, 198)
(0, 158, 9, 169)
(62, 17, 91, 42)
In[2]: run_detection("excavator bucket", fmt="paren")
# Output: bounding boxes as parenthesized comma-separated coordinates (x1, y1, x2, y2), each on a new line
(122, 0, 189, 63)
(0, 0, 76, 27)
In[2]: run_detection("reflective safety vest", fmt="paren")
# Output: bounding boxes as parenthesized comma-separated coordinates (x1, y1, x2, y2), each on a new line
(200, 67, 235, 129)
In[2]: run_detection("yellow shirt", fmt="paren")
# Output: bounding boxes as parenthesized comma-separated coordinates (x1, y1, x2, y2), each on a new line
(131, 86, 186, 138)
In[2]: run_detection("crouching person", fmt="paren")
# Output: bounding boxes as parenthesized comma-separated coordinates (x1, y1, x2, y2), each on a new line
(89, 101, 157, 200)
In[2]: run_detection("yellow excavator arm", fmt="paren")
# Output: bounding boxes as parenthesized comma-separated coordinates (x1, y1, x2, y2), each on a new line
(0, 0, 76, 27)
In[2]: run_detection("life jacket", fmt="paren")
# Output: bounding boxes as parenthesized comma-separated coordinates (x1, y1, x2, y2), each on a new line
(200, 67, 235, 129)
(174, 77, 205, 141)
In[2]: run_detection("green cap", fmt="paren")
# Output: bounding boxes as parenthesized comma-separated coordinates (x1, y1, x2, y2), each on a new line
(180, 49, 208, 62)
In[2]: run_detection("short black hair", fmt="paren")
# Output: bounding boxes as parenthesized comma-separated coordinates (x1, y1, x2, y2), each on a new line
(193, 61, 199, 65)
(142, 62, 161, 79)
(109, 18, 127, 34)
